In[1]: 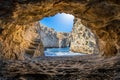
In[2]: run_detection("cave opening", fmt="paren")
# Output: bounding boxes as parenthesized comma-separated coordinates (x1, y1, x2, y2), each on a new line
(37, 13, 98, 57)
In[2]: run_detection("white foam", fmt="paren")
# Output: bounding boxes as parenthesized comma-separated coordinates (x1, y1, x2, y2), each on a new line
(44, 50, 85, 56)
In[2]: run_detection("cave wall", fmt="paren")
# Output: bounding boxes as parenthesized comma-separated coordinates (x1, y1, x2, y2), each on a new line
(0, 0, 120, 59)
(0, 22, 43, 60)
(70, 18, 98, 54)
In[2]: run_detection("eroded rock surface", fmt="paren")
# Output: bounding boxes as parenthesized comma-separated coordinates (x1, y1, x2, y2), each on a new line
(0, 1, 119, 80)
(0, 55, 120, 80)
(0, 0, 119, 58)
(70, 18, 99, 54)
(0, 22, 44, 60)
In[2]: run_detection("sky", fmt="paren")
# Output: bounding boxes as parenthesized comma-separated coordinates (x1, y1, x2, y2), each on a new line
(40, 13, 74, 32)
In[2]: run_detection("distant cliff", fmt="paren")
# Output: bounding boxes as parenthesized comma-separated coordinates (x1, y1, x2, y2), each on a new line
(57, 32, 70, 48)
(39, 23, 70, 48)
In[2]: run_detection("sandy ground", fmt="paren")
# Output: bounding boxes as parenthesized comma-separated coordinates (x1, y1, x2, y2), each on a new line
(0, 54, 120, 80)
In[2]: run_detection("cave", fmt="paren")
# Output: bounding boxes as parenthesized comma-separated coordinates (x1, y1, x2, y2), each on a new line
(0, 0, 119, 59)
(0, 0, 120, 80)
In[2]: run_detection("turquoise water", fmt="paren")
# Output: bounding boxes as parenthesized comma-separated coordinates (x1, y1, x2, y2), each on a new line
(44, 47, 85, 56)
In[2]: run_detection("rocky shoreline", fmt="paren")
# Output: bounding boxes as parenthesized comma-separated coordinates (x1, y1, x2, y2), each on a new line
(0, 54, 120, 80)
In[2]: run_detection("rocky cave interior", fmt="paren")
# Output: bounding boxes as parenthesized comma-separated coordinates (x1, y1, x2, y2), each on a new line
(0, 0, 120, 80)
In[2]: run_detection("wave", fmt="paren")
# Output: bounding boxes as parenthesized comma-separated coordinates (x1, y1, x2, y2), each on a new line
(44, 47, 85, 56)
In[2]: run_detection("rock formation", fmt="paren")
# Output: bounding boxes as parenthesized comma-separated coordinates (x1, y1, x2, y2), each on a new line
(57, 32, 70, 48)
(0, 0, 120, 79)
(1, 55, 120, 80)
(0, 22, 44, 60)
(39, 23, 59, 48)
(0, 0, 119, 59)
(70, 18, 98, 54)
(39, 23, 70, 48)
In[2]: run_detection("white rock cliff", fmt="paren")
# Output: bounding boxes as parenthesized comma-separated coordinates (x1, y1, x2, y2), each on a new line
(70, 18, 99, 54)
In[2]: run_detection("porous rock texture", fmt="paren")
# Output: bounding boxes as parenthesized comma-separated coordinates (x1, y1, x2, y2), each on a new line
(70, 18, 99, 54)
(0, 22, 44, 60)
(1, 55, 120, 80)
(0, 0, 120, 79)
(0, 0, 120, 58)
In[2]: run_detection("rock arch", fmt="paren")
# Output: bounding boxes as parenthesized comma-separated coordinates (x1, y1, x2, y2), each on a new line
(0, 0, 120, 60)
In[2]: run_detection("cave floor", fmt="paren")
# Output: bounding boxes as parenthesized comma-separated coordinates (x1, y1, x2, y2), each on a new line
(0, 54, 120, 80)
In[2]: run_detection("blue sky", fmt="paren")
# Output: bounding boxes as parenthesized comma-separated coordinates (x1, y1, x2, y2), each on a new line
(40, 13, 74, 32)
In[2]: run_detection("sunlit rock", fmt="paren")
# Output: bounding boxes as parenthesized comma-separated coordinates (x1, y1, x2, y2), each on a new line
(70, 18, 99, 54)
(0, 0, 119, 60)
(0, 22, 44, 60)
(0, 0, 120, 80)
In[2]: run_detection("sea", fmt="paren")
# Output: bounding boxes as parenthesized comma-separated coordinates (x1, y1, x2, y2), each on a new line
(44, 47, 85, 56)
